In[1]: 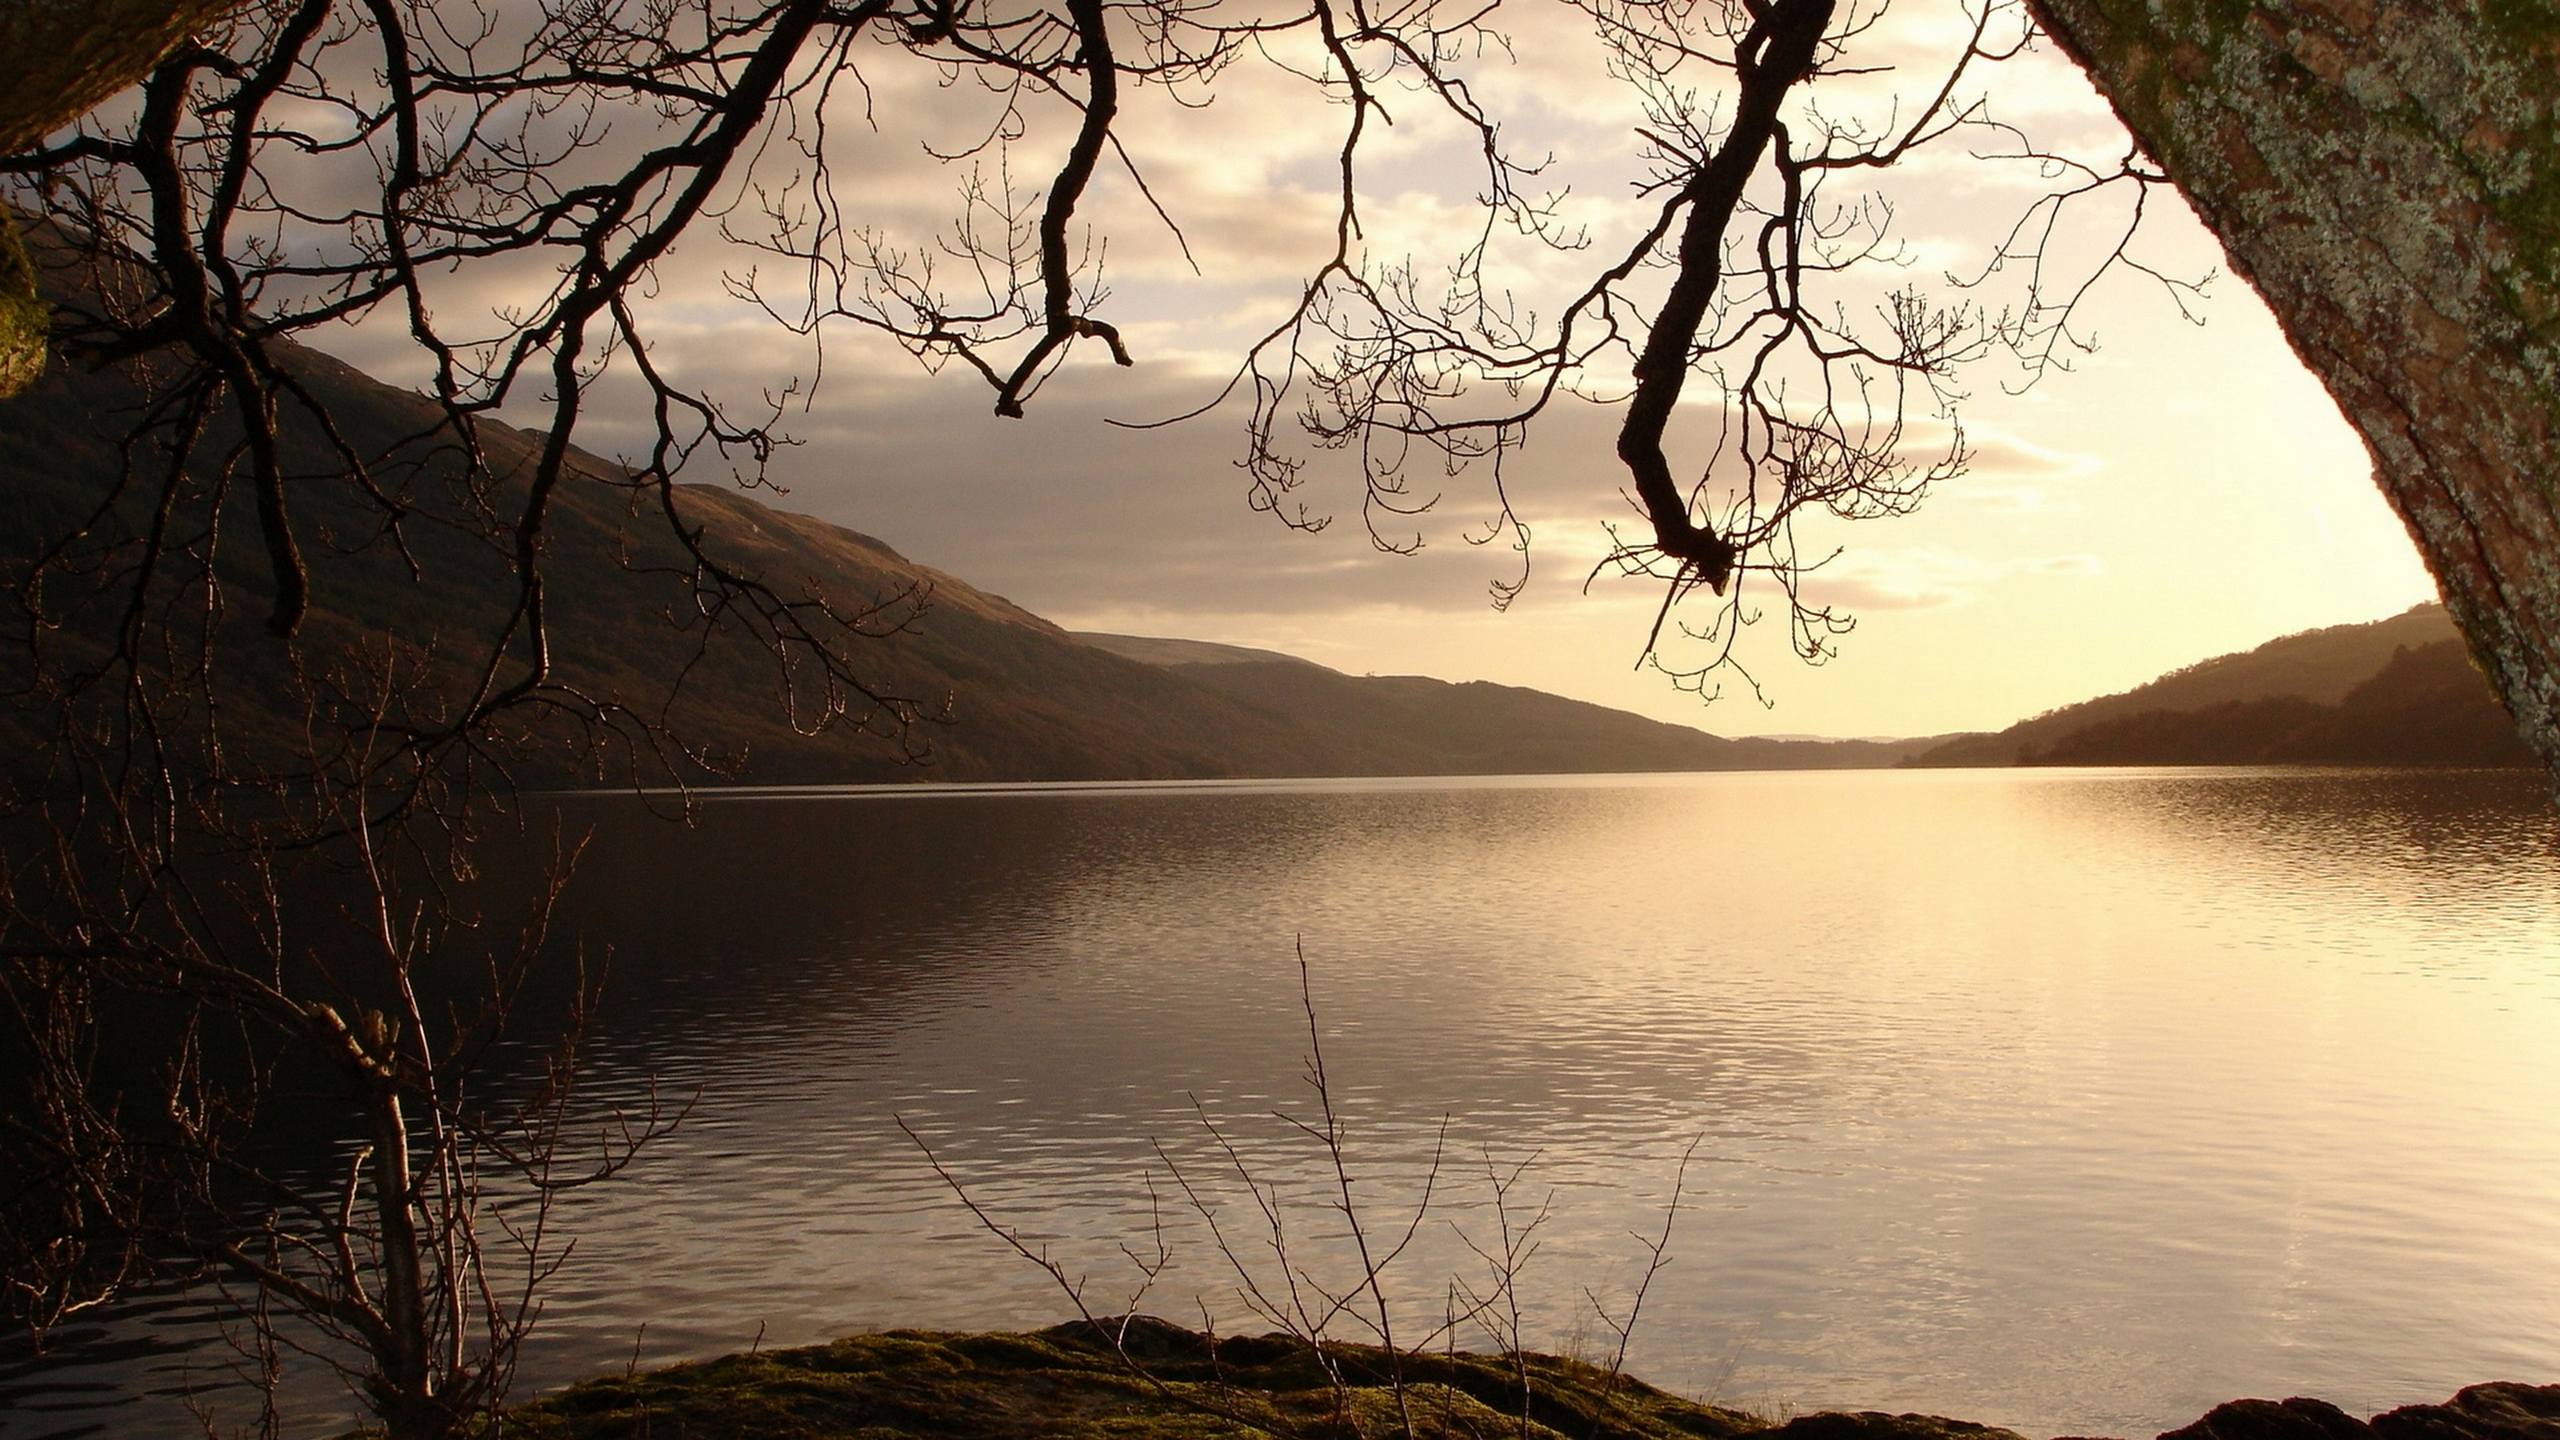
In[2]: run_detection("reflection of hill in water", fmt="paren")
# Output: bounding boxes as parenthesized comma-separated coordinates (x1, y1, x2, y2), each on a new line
(520, 781, 1877, 1142)
(17, 770, 2560, 1440)
(464, 770, 2560, 1440)
(516, 768, 2560, 1160)
(2018, 769, 2560, 997)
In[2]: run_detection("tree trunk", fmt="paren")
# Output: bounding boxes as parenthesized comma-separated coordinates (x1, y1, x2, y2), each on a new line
(367, 1085, 444, 1440)
(2025, 0, 2560, 792)
(0, 0, 249, 152)
(0, 1, 252, 396)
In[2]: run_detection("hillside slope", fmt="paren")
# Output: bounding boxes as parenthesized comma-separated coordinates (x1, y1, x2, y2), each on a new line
(0, 346, 1368, 784)
(1111, 653, 1944, 773)
(0, 285, 1908, 785)
(1908, 606, 2533, 769)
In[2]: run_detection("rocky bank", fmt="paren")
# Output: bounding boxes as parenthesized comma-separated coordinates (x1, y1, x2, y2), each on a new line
(490, 1318, 2560, 1440)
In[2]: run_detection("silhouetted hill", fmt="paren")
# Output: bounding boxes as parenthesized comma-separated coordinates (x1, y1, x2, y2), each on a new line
(1908, 607, 2533, 769)
(0, 245, 1926, 784)
(1076, 633, 1313, 669)
(1083, 650, 1945, 773)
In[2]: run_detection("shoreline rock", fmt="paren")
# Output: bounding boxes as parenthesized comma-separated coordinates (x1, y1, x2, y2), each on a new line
(2160, 1387, 2560, 1440)
(490, 1317, 2559, 1440)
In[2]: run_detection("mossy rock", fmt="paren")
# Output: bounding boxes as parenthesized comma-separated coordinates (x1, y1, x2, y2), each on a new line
(493, 1319, 1774, 1440)
(0, 212, 42, 399)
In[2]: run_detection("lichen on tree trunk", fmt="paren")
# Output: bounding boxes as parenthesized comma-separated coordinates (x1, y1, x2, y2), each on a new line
(0, 212, 41, 396)
(2026, 0, 2560, 792)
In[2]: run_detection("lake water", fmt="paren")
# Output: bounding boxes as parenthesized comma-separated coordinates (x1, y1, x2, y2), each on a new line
(7, 767, 2560, 1438)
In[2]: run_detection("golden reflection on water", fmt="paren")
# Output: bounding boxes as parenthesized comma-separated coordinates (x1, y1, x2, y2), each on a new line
(8, 769, 2558, 1439)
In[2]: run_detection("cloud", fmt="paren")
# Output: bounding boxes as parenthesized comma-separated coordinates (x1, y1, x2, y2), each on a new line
(1799, 545, 2104, 611)
(651, 356, 1545, 621)
(200, 0, 2393, 744)
(1959, 424, 2101, 480)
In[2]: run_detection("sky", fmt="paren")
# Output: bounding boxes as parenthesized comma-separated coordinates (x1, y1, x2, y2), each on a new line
(327, 0, 2447, 741)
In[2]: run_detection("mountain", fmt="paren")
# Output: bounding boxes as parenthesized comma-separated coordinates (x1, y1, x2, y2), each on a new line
(0, 258, 1925, 785)
(1076, 635, 1944, 773)
(1906, 605, 2534, 769)
(1076, 633, 1312, 669)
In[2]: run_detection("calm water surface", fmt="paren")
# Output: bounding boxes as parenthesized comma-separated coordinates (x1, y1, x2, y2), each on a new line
(8, 767, 2560, 1438)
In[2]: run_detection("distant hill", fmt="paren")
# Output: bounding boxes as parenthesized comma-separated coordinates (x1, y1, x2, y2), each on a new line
(22, 232, 2506, 784)
(1075, 644, 1948, 773)
(0, 253, 1927, 785)
(1907, 605, 2533, 769)
(1076, 633, 1314, 669)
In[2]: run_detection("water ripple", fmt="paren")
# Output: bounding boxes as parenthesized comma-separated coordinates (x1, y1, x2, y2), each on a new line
(6, 769, 2558, 1439)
